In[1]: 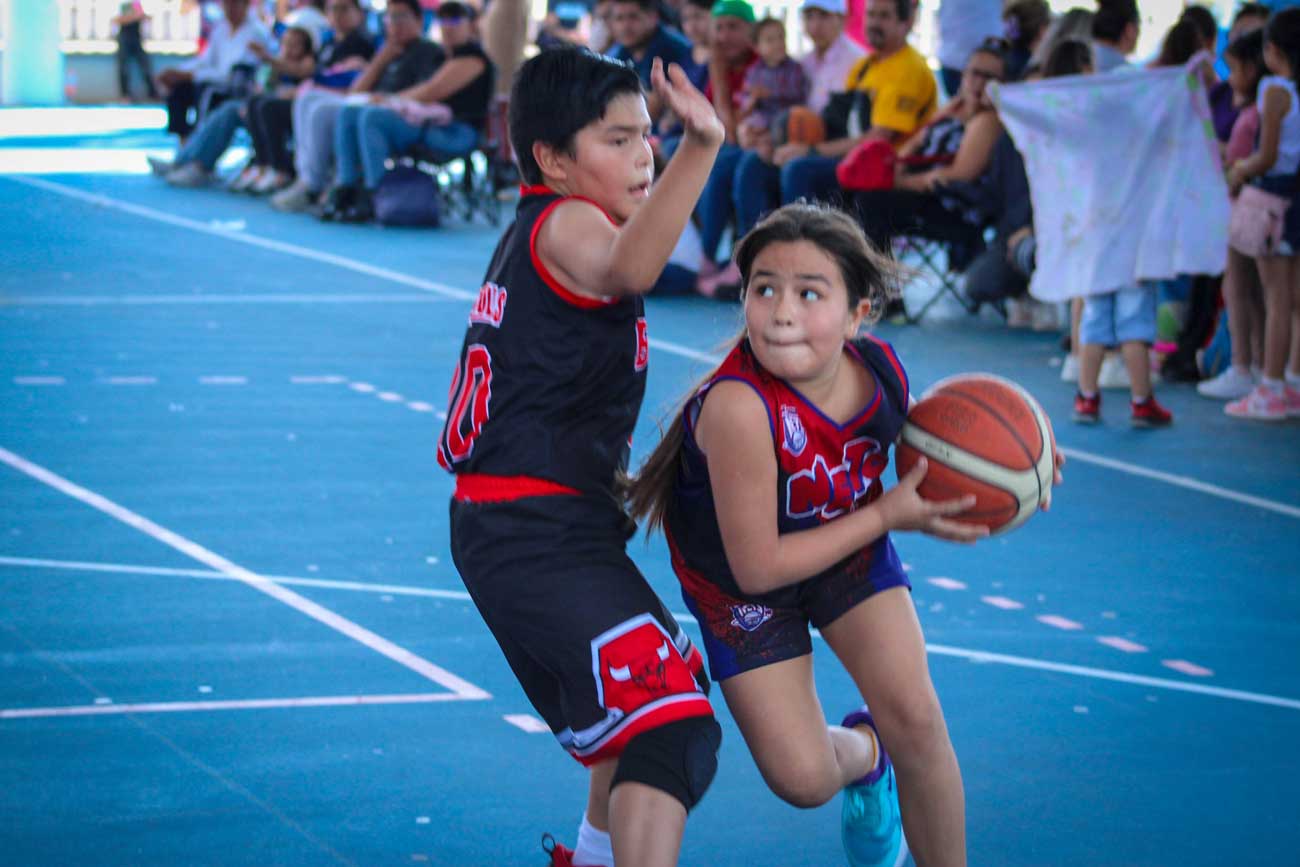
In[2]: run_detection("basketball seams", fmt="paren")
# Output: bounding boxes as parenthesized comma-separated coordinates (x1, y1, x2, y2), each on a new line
(899, 424, 1042, 532)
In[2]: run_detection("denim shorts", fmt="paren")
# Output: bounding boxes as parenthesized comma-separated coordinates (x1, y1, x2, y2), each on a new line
(1080, 284, 1157, 346)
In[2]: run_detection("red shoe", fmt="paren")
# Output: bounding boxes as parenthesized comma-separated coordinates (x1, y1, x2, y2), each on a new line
(1130, 395, 1173, 428)
(1072, 391, 1100, 424)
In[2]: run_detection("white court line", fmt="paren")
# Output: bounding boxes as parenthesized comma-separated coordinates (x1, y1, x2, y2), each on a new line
(0, 448, 489, 701)
(1036, 614, 1085, 631)
(0, 555, 475, 600)
(1, 692, 467, 720)
(5, 554, 1297, 712)
(502, 713, 551, 733)
(290, 375, 345, 384)
(10, 174, 1300, 521)
(1097, 636, 1148, 654)
(102, 375, 157, 385)
(926, 577, 967, 590)
(0, 294, 453, 306)
(12, 376, 65, 386)
(1057, 447, 1300, 520)
(981, 595, 1024, 610)
(198, 376, 247, 385)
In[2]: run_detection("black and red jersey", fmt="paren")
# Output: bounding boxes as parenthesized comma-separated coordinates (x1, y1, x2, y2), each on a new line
(665, 336, 911, 600)
(437, 187, 650, 503)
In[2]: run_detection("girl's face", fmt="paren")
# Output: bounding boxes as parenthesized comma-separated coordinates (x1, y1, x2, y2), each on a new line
(1264, 38, 1288, 77)
(1228, 53, 1257, 102)
(281, 31, 311, 61)
(755, 24, 787, 66)
(743, 240, 869, 385)
(547, 92, 654, 224)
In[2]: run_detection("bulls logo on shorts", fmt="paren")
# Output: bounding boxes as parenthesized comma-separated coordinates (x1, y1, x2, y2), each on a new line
(590, 614, 698, 716)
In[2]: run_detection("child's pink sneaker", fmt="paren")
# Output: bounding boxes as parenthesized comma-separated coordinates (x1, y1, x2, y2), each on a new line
(1286, 386, 1300, 419)
(1225, 384, 1288, 421)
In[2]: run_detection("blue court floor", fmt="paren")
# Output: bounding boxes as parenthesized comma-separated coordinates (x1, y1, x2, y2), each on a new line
(1, 108, 1298, 867)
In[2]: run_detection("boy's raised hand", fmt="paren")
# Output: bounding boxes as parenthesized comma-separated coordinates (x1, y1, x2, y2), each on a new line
(651, 58, 723, 149)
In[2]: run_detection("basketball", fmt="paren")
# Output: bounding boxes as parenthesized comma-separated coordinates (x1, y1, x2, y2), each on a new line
(895, 373, 1056, 535)
(782, 106, 826, 146)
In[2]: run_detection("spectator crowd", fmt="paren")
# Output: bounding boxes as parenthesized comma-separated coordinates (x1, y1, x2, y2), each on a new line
(143, 0, 1300, 423)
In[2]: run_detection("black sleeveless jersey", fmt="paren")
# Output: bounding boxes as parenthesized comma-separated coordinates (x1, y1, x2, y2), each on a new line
(437, 187, 650, 501)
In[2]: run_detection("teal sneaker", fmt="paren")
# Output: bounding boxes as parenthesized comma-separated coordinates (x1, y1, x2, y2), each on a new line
(841, 708, 903, 867)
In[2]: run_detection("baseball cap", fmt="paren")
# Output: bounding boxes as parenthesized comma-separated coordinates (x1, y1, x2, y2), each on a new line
(710, 0, 755, 23)
(801, 0, 847, 14)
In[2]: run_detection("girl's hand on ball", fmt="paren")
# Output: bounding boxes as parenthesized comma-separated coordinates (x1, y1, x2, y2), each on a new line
(880, 459, 988, 543)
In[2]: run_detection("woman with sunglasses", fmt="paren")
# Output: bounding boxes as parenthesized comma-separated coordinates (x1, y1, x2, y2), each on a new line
(850, 40, 1007, 255)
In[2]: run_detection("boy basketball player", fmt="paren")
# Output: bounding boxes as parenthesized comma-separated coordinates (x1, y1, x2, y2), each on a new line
(437, 48, 724, 867)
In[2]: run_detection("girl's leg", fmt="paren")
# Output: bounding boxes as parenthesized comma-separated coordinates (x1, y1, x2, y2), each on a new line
(1070, 297, 1083, 359)
(1289, 280, 1300, 380)
(1256, 254, 1296, 380)
(720, 654, 876, 808)
(821, 587, 966, 867)
(1120, 339, 1153, 401)
(608, 781, 687, 867)
(1224, 249, 1258, 371)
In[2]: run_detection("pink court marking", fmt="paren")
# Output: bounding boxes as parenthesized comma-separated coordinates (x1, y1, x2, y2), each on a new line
(1163, 660, 1214, 677)
(1, 693, 467, 720)
(981, 595, 1024, 610)
(927, 577, 967, 590)
(1036, 615, 1084, 631)
(1097, 636, 1148, 653)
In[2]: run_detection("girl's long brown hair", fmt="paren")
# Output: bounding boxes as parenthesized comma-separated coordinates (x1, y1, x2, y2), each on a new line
(626, 203, 901, 535)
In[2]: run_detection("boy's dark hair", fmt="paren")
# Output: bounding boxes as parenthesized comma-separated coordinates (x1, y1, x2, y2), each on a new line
(509, 47, 644, 186)
(684, 0, 712, 11)
(1178, 5, 1218, 47)
(1156, 17, 1203, 66)
(1004, 0, 1051, 52)
(388, 0, 422, 17)
(1226, 27, 1266, 102)
(613, 0, 658, 12)
(1233, 3, 1270, 27)
(627, 203, 901, 535)
(754, 16, 785, 39)
(1043, 38, 1092, 77)
(1092, 0, 1139, 44)
(892, 0, 913, 21)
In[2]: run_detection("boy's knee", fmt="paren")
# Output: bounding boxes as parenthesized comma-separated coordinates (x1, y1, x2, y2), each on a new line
(610, 715, 722, 811)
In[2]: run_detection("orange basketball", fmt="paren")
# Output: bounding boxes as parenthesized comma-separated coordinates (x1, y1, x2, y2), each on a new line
(894, 374, 1056, 535)
(784, 106, 826, 146)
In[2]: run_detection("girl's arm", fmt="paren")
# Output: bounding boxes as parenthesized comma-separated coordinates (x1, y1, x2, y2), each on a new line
(695, 381, 983, 597)
(1229, 84, 1290, 187)
(398, 54, 486, 104)
(536, 61, 723, 297)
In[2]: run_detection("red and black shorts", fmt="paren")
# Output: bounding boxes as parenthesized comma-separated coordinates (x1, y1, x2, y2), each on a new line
(449, 490, 713, 766)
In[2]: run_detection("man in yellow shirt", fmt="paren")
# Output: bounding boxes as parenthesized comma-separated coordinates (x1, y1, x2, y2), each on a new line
(769, 0, 935, 206)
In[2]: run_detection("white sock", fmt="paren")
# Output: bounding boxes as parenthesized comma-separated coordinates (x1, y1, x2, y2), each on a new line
(1263, 377, 1286, 394)
(573, 813, 614, 867)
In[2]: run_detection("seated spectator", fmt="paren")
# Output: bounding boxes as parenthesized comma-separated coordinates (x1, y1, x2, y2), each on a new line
(1001, 0, 1051, 81)
(736, 18, 808, 140)
(238, 0, 376, 195)
(149, 23, 318, 186)
(605, 0, 693, 127)
(798, 0, 864, 115)
(321, 1, 496, 222)
(679, 0, 713, 89)
(154, 0, 270, 141)
(851, 39, 1006, 250)
(272, 0, 443, 212)
(713, 0, 935, 295)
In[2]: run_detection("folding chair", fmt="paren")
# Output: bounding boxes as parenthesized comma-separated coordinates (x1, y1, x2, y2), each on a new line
(403, 95, 514, 227)
(892, 221, 987, 323)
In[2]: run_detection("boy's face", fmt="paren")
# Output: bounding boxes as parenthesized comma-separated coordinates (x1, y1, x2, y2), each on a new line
(551, 93, 655, 224)
(755, 24, 787, 65)
(610, 1, 658, 51)
(865, 0, 908, 53)
(801, 9, 842, 51)
(681, 4, 711, 47)
(711, 16, 754, 65)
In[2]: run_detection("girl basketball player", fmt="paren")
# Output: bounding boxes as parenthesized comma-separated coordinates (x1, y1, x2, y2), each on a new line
(629, 203, 1061, 867)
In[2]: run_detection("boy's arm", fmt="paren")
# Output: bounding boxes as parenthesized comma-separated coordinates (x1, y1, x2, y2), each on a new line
(537, 60, 723, 298)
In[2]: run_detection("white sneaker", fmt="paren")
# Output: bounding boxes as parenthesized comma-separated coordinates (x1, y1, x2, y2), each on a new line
(1225, 383, 1288, 421)
(1030, 300, 1060, 332)
(1006, 298, 1033, 328)
(271, 178, 318, 212)
(250, 171, 289, 195)
(147, 155, 174, 177)
(1287, 370, 1300, 391)
(1197, 365, 1256, 400)
(228, 165, 261, 192)
(1059, 354, 1080, 383)
(1098, 353, 1131, 390)
(165, 162, 210, 188)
